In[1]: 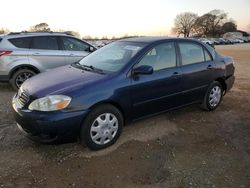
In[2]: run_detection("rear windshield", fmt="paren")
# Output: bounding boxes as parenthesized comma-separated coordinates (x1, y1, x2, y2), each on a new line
(8, 37, 31, 48)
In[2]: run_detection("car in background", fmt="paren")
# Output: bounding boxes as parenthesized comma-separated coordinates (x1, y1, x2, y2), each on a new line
(218, 38, 229, 45)
(0, 32, 96, 90)
(235, 38, 244, 43)
(224, 38, 234, 44)
(198, 38, 214, 46)
(12, 37, 235, 150)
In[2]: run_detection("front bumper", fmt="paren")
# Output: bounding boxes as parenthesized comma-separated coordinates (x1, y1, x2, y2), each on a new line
(12, 96, 89, 138)
(225, 75, 235, 92)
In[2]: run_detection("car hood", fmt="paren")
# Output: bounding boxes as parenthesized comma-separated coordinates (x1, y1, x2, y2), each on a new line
(22, 65, 106, 97)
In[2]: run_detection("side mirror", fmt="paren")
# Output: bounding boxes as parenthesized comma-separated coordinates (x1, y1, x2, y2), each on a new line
(133, 65, 153, 75)
(89, 46, 96, 52)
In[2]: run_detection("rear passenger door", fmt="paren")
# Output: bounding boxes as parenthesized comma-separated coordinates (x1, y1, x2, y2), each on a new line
(178, 41, 216, 104)
(60, 37, 91, 64)
(29, 36, 67, 71)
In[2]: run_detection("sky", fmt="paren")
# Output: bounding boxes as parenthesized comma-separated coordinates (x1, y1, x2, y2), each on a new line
(1, 0, 249, 38)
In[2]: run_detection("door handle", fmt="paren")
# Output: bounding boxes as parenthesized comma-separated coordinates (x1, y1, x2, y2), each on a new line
(171, 72, 180, 78)
(69, 54, 75, 56)
(207, 65, 213, 69)
(32, 52, 40, 55)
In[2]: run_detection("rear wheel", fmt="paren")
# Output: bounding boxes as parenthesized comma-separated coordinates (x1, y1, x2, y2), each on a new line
(202, 81, 223, 111)
(10, 69, 36, 90)
(80, 104, 123, 150)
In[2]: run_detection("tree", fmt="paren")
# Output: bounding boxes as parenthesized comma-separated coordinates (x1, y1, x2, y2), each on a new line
(64, 31, 81, 38)
(29, 23, 50, 32)
(82, 35, 93, 40)
(222, 21, 237, 34)
(194, 9, 227, 37)
(173, 12, 198, 37)
(0, 28, 9, 34)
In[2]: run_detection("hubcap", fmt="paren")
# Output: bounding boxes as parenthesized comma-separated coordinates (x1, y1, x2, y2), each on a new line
(16, 72, 34, 88)
(90, 113, 118, 145)
(209, 86, 222, 107)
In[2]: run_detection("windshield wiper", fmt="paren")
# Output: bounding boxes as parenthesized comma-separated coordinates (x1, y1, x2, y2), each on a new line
(71, 62, 87, 71)
(81, 64, 105, 74)
(72, 62, 105, 74)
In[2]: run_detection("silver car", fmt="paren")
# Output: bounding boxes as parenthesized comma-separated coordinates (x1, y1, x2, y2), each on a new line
(0, 32, 96, 90)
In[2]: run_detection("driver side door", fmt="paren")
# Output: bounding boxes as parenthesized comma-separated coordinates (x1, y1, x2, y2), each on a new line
(130, 42, 182, 119)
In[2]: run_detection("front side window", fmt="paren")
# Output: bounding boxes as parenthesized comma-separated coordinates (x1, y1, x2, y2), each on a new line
(78, 41, 145, 73)
(62, 37, 89, 51)
(179, 42, 206, 65)
(31, 36, 59, 50)
(9, 37, 31, 48)
(137, 42, 176, 71)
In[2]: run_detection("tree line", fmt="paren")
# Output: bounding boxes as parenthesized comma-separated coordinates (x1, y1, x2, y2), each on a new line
(0, 23, 81, 38)
(1, 10, 249, 38)
(172, 9, 247, 38)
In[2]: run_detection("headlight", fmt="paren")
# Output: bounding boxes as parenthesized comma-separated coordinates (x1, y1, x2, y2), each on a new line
(28, 95, 71, 111)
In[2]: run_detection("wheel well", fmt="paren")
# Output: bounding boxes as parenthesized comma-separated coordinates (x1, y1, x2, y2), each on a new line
(90, 101, 126, 124)
(9, 65, 40, 79)
(216, 78, 227, 91)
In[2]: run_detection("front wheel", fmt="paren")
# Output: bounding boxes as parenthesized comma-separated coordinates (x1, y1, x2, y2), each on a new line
(202, 81, 223, 111)
(80, 104, 123, 150)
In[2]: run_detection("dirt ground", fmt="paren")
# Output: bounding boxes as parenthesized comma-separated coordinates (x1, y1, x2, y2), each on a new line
(0, 43, 249, 188)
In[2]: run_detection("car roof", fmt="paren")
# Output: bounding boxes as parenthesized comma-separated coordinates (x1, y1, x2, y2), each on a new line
(3, 32, 76, 39)
(119, 36, 199, 44)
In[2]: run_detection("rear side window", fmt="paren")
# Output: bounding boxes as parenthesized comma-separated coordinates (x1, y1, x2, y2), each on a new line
(62, 37, 90, 51)
(9, 37, 31, 48)
(179, 42, 205, 65)
(0, 38, 2, 43)
(31, 36, 59, 50)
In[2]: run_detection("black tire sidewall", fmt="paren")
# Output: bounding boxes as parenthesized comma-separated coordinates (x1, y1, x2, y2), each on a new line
(204, 81, 223, 111)
(81, 104, 123, 150)
(10, 69, 36, 90)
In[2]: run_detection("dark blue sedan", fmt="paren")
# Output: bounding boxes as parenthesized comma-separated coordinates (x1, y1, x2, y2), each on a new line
(12, 37, 235, 150)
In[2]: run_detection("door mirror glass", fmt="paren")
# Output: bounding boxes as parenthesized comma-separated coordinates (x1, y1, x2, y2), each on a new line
(89, 46, 96, 52)
(133, 65, 153, 75)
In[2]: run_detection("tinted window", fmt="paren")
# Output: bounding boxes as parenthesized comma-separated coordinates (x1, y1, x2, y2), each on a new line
(137, 42, 176, 71)
(0, 38, 2, 43)
(179, 42, 205, 65)
(9, 37, 31, 48)
(62, 37, 89, 51)
(31, 36, 59, 50)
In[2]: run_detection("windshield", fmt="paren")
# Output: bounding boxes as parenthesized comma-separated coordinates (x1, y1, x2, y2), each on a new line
(78, 41, 145, 73)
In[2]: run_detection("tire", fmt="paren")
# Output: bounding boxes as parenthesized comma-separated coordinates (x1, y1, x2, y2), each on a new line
(80, 104, 123, 150)
(202, 81, 223, 111)
(10, 69, 36, 91)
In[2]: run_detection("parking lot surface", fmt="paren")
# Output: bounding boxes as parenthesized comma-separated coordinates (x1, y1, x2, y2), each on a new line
(0, 44, 249, 188)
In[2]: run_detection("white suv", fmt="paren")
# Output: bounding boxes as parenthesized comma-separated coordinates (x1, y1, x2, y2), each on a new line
(0, 32, 96, 90)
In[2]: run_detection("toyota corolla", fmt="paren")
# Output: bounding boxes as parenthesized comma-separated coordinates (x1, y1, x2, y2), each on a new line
(12, 37, 235, 150)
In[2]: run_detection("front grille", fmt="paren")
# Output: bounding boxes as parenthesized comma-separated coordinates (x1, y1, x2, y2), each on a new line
(17, 90, 29, 107)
